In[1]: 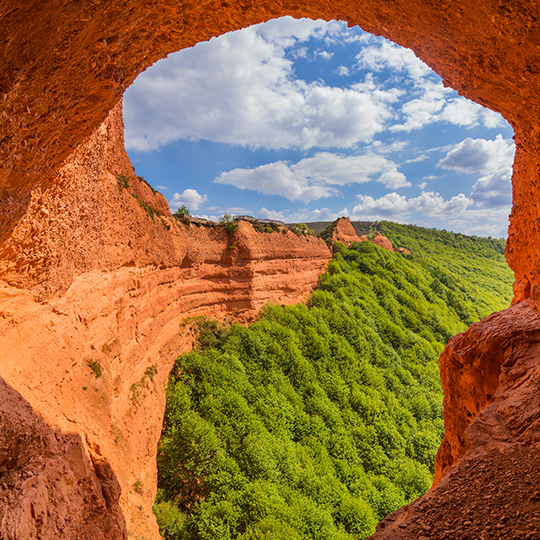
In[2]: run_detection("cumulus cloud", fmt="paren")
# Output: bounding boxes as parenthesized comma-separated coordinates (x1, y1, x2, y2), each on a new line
(470, 169, 512, 208)
(124, 18, 396, 152)
(285, 207, 347, 223)
(257, 207, 286, 220)
(350, 189, 510, 236)
(356, 40, 432, 82)
(444, 206, 510, 237)
(354, 38, 506, 133)
(215, 152, 409, 203)
(437, 135, 515, 175)
(351, 191, 472, 220)
(169, 189, 208, 211)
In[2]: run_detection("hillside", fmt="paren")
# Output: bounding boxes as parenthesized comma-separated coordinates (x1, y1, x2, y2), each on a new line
(154, 227, 514, 539)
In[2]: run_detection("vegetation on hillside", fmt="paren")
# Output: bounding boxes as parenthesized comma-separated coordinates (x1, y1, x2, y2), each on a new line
(154, 226, 513, 540)
(378, 221, 512, 319)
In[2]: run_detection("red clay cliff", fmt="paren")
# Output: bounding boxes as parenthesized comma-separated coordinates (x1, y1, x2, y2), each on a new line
(0, 103, 331, 539)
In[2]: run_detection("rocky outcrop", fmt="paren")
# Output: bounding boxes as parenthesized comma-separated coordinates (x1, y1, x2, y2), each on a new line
(331, 217, 363, 245)
(369, 300, 540, 539)
(0, 104, 332, 539)
(370, 231, 394, 252)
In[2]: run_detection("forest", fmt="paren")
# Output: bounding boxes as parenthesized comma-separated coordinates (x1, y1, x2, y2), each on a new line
(153, 222, 513, 540)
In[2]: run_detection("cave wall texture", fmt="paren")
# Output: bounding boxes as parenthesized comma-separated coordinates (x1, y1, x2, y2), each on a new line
(2, 0, 540, 538)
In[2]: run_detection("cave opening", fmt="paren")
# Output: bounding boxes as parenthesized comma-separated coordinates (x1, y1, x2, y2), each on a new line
(118, 16, 516, 539)
(1, 1, 533, 539)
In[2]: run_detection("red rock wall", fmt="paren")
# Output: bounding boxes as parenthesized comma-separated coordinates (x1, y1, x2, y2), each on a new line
(0, 104, 331, 539)
(2, 0, 540, 538)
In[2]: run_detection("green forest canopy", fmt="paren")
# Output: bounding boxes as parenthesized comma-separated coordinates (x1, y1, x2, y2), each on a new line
(154, 223, 513, 540)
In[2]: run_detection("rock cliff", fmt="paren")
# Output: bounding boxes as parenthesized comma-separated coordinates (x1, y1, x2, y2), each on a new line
(2, 0, 540, 538)
(0, 103, 331, 539)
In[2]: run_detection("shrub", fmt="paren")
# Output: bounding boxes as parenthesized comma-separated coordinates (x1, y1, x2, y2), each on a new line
(219, 214, 239, 233)
(86, 358, 103, 378)
(133, 479, 144, 494)
(116, 173, 130, 191)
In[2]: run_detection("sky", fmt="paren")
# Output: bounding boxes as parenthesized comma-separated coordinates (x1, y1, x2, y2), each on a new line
(123, 17, 515, 238)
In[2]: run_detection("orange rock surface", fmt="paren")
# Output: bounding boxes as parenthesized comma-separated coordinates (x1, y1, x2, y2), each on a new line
(369, 231, 395, 252)
(0, 103, 331, 538)
(331, 217, 362, 245)
(1, 0, 540, 538)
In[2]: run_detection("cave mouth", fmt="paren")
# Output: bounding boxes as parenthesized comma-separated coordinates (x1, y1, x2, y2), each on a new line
(122, 16, 515, 239)
(117, 16, 517, 539)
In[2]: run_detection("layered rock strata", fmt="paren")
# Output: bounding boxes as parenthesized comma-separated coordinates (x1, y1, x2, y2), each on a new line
(0, 105, 331, 539)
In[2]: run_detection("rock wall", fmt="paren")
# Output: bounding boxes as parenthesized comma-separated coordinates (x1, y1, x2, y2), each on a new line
(0, 104, 331, 539)
(2, 0, 540, 538)
(369, 299, 540, 538)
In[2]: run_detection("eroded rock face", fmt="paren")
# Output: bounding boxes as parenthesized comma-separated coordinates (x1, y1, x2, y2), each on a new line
(1, 0, 540, 538)
(331, 217, 362, 245)
(0, 105, 331, 538)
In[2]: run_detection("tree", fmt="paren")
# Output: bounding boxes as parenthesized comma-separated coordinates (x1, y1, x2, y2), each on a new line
(219, 214, 239, 233)
(175, 205, 191, 217)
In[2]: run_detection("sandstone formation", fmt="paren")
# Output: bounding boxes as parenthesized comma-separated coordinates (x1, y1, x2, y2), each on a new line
(397, 246, 411, 255)
(331, 217, 363, 245)
(2, 0, 540, 538)
(369, 231, 394, 252)
(0, 103, 331, 539)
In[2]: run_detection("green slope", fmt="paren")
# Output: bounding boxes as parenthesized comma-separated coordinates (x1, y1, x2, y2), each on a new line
(154, 227, 514, 540)
(378, 221, 513, 319)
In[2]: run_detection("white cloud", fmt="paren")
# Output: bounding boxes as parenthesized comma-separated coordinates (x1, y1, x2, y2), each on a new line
(352, 191, 471, 220)
(257, 207, 286, 220)
(156, 185, 168, 191)
(124, 18, 395, 152)
(437, 135, 515, 175)
(406, 154, 428, 164)
(390, 81, 451, 132)
(169, 189, 208, 210)
(445, 206, 510, 237)
(316, 50, 333, 60)
(350, 189, 510, 237)
(438, 98, 482, 126)
(356, 40, 432, 83)
(470, 169, 512, 208)
(215, 152, 409, 203)
(336, 66, 349, 76)
(285, 207, 348, 223)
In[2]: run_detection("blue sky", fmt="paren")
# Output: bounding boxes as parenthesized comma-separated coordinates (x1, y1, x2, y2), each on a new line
(123, 17, 515, 237)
